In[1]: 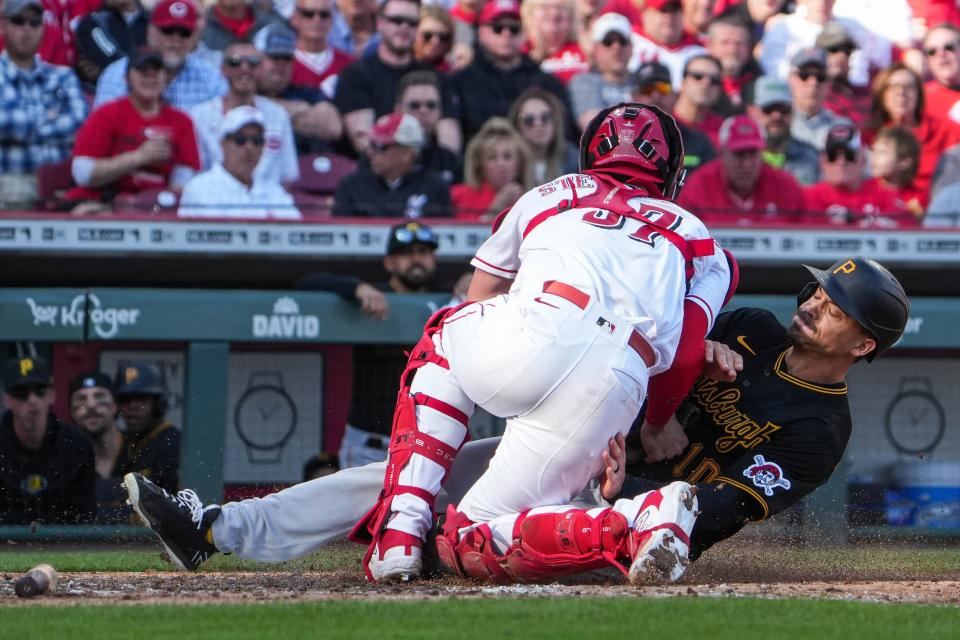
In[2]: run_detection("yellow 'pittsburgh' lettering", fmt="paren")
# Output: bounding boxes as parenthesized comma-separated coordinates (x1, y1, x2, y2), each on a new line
(692, 379, 783, 452)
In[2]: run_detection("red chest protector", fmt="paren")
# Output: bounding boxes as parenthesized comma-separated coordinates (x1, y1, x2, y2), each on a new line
(516, 172, 716, 281)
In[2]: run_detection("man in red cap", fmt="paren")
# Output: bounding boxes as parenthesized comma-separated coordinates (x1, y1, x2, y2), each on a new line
(93, 0, 227, 111)
(627, 0, 707, 87)
(332, 112, 451, 217)
(448, 0, 570, 139)
(679, 114, 806, 221)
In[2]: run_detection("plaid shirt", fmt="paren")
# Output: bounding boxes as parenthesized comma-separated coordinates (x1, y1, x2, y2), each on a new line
(0, 53, 88, 173)
(93, 53, 227, 111)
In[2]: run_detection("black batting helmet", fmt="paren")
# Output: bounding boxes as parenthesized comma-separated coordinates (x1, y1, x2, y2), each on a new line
(113, 360, 169, 415)
(797, 257, 909, 362)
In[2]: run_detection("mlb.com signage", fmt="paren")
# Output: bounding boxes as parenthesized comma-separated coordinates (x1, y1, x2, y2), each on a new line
(252, 297, 320, 339)
(26, 293, 140, 339)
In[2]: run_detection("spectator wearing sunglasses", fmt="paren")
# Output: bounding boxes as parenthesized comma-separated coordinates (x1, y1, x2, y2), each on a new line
(73, 0, 150, 92)
(569, 13, 635, 130)
(332, 112, 451, 217)
(804, 120, 908, 225)
(816, 22, 869, 129)
(335, 0, 460, 156)
(448, 0, 570, 141)
(190, 39, 299, 185)
(787, 47, 843, 151)
(627, 0, 707, 88)
(922, 24, 960, 128)
(413, 5, 455, 72)
(509, 87, 577, 184)
(179, 105, 299, 218)
(94, 0, 227, 111)
(747, 76, 820, 185)
(200, 0, 287, 64)
(706, 13, 763, 117)
(672, 54, 725, 147)
(0, 0, 87, 210)
(396, 70, 461, 184)
(631, 60, 715, 174)
(863, 62, 960, 197)
(253, 24, 343, 153)
(67, 47, 201, 209)
(0, 356, 96, 525)
(289, 0, 353, 97)
(679, 114, 806, 222)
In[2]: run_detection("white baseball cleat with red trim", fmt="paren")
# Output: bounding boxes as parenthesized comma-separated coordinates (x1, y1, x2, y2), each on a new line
(627, 481, 699, 585)
(369, 530, 423, 582)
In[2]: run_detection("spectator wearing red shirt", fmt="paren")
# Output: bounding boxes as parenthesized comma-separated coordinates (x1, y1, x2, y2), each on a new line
(627, 0, 707, 87)
(707, 13, 763, 117)
(68, 48, 200, 207)
(869, 125, 926, 217)
(672, 54, 725, 147)
(451, 117, 532, 221)
(817, 23, 870, 129)
(922, 24, 960, 129)
(804, 120, 909, 225)
(522, 0, 589, 84)
(679, 114, 807, 221)
(290, 0, 353, 97)
(865, 62, 960, 196)
(449, 0, 481, 27)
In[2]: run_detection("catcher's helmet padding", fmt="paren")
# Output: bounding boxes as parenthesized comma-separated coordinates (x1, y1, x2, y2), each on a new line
(579, 103, 686, 199)
(797, 257, 909, 362)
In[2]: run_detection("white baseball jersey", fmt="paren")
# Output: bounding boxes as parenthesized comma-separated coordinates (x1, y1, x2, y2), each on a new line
(471, 173, 731, 376)
(190, 96, 300, 185)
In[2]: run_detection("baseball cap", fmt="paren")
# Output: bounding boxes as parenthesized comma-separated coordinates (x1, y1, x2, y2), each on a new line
(387, 221, 438, 255)
(644, 0, 682, 11)
(479, 0, 521, 25)
(369, 113, 425, 149)
(128, 47, 165, 71)
(220, 105, 265, 139)
(3, 356, 53, 391)
(635, 60, 672, 88)
(753, 76, 792, 108)
(816, 23, 858, 51)
(719, 115, 766, 152)
(68, 371, 113, 398)
(253, 24, 296, 58)
(591, 13, 632, 43)
(824, 119, 861, 154)
(791, 47, 827, 69)
(3, 0, 42, 17)
(150, 0, 198, 31)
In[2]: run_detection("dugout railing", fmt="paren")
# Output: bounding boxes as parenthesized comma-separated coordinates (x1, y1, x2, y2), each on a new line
(1, 289, 958, 545)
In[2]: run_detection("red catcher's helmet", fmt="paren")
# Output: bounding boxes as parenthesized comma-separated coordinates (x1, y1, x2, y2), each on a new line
(579, 103, 686, 199)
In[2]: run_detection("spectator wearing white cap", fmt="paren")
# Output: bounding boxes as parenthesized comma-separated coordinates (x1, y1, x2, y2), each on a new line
(190, 39, 299, 185)
(332, 112, 451, 218)
(747, 76, 820, 185)
(568, 13, 635, 130)
(679, 114, 806, 220)
(253, 24, 343, 152)
(787, 47, 843, 150)
(94, 0, 227, 111)
(626, 0, 707, 87)
(178, 105, 299, 219)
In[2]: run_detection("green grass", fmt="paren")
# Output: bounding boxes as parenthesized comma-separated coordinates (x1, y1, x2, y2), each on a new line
(2, 597, 957, 640)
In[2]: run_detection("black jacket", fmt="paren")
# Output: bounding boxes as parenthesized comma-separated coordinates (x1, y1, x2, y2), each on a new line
(332, 163, 452, 218)
(0, 412, 96, 524)
(74, 6, 149, 89)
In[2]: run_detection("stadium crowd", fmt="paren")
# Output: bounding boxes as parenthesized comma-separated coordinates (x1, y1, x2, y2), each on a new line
(1, 0, 960, 225)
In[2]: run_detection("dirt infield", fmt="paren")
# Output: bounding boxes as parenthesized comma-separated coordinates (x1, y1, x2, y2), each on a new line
(3, 544, 959, 607)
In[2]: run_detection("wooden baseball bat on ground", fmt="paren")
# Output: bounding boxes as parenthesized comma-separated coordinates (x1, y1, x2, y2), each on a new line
(14, 564, 58, 598)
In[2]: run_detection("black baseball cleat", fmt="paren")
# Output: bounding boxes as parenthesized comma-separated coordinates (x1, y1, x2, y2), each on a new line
(123, 473, 221, 571)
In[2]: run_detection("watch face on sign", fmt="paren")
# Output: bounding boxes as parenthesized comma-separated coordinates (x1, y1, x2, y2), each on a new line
(234, 385, 298, 451)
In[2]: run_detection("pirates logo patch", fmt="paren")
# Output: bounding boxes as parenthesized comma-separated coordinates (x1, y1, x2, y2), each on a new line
(743, 454, 791, 496)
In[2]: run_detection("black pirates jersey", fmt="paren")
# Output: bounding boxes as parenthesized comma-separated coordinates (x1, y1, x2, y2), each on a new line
(623, 307, 853, 558)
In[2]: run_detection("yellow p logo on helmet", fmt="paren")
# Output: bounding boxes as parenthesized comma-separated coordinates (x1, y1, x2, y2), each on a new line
(19, 358, 34, 377)
(125, 367, 139, 384)
(833, 259, 857, 275)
